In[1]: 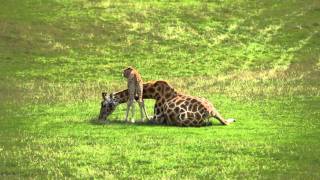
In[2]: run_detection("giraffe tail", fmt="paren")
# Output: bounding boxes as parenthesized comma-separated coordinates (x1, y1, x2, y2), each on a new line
(211, 111, 236, 125)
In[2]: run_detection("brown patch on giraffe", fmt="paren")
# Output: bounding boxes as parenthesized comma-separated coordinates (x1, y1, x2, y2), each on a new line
(156, 86, 161, 92)
(167, 108, 174, 114)
(119, 92, 124, 99)
(174, 107, 180, 113)
(195, 112, 201, 120)
(187, 112, 195, 119)
(181, 103, 187, 110)
(202, 112, 209, 119)
(191, 104, 198, 112)
(169, 112, 176, 121)
(160, 98, 165, 104)
(185, 101, 191, 107)
(156, 107, 161, 114)
(149, 87, 155, 94)
(165, 93, 171, 99)
(180, 113, 186, 120)
(176, 99, 184, 106)
(191, 99, 197, 104)
(168, 103, 175, 109)
(199, 107, 206, 114)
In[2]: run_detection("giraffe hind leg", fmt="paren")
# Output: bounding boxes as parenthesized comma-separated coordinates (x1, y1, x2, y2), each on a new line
(142, 100, 150, 121)
(138, 100, 149, 122)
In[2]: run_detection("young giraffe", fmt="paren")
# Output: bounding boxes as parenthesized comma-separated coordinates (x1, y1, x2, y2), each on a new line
(99, 81, 235, 126)
(123, 67, 149, 122)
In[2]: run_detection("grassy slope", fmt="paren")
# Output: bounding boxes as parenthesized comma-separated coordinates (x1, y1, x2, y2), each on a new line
(0, 0, 319, 179)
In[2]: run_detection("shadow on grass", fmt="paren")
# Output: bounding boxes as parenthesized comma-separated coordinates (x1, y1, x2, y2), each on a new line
(88, 117, 221, 127)
(89, 117, 164, 127)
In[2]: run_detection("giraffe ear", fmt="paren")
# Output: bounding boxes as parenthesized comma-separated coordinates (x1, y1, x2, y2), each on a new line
(102, 92, 108, 100)
(110, 93, 115, 99)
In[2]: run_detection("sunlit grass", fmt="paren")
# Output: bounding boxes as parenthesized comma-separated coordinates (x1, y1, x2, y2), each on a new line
(0, 0, 319, 179)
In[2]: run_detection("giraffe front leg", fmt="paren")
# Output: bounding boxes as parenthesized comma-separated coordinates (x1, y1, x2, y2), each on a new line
(130, 101, 135, 123)
(126, 98, 134, 123)
(125, 101, 131, 123)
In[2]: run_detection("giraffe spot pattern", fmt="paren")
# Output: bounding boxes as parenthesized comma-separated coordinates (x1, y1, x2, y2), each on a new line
(169, 103, 175, 109)
(149, 87, 155, 93)
(174, 107, 180, 113)
(165, 93, 171, 99)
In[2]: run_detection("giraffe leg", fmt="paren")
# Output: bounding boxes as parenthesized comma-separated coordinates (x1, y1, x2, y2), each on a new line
(138, 100, 150, 122)
(138, 101, 145, 122)
(125, 99, 134, 122)
(141, 100, 150, 121)
(130, 101, 135, 123)
(135, 83, 147, 122)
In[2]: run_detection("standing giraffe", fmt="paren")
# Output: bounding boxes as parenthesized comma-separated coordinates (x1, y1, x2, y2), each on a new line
(123, 67, 149, 123)
(99, 81, 235, 126)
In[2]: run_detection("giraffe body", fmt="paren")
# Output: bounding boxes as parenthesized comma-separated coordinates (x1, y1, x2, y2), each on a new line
(123, 67, 149, 122)
(146, 81, 234, 126)
(99, 81, 235, 126)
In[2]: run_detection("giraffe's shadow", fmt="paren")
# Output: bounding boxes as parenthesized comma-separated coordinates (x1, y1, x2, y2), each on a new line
(89, 117, 164, 127)
(89, 117, 224, 127)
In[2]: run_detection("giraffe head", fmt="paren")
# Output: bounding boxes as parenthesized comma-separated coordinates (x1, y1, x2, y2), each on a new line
(123, 66, 134, 78)
(98, 92, 119, 121)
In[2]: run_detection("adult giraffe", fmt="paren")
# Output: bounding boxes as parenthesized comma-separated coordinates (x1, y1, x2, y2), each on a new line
(99, 81, 235, 127)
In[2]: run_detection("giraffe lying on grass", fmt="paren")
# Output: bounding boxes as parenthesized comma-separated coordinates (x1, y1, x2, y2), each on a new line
(99, 81, 235, 127)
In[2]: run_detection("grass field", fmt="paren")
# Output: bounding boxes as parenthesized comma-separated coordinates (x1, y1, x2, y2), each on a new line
(1, 0, 320, 179)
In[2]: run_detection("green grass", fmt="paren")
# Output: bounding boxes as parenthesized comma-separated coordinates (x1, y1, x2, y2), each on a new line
(0, 0, 319, 179)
